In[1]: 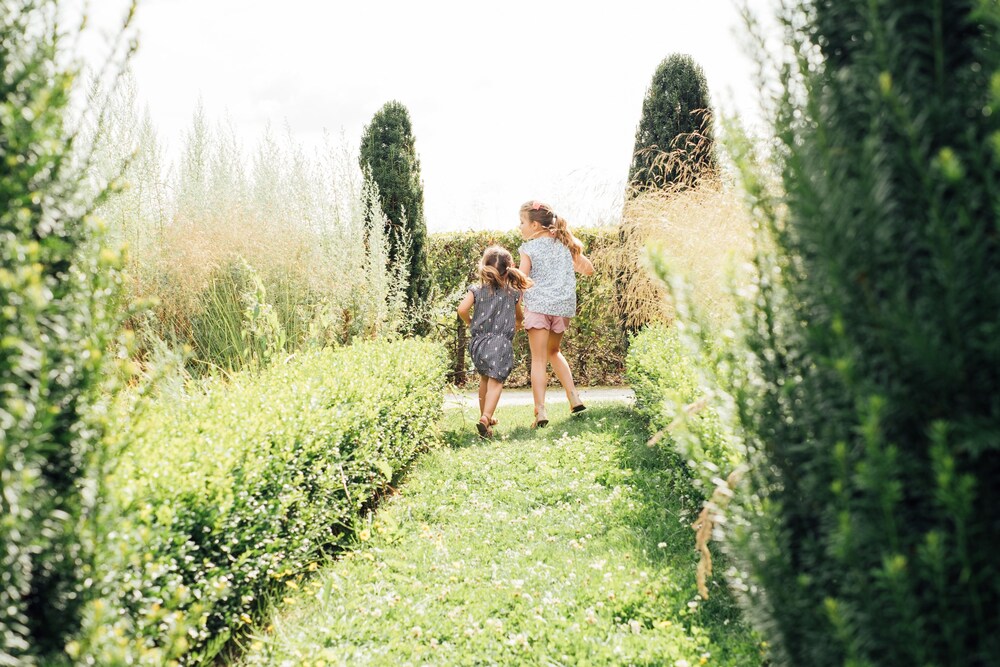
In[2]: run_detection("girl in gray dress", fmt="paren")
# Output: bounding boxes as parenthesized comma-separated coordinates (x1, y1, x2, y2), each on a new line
(457, 246, 533, 438)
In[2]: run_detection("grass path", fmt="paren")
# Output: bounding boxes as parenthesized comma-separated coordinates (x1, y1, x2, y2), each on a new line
(239, 403, 760, 666)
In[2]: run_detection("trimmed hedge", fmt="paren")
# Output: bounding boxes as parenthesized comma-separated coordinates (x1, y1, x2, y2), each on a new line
(625, 322, 750, 607)
(625, 323, 740, 490)
(74, 339, 447, 664)
(427, 228, 627, 387)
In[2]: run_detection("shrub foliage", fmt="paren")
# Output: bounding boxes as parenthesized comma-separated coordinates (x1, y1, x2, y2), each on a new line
(728, 2, 1000, 665)
(0, 2, 128, 661)
(89, 90, 410, 374)
(75, 339, 446, 664)
(626, 323, 738, 487)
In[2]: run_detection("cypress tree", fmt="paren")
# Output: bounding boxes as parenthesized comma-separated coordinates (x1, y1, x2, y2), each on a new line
(728, 1, 1000, 665)
(0, 1, 130, 660)
(359, 101, 429, 323)
(628, 53, 717, 192)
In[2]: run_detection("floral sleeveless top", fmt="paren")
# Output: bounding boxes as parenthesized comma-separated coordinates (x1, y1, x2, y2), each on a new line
(518, 237, 576, 318)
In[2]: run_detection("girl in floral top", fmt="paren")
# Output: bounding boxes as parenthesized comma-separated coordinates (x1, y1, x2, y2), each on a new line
(517, 200, 595, 428)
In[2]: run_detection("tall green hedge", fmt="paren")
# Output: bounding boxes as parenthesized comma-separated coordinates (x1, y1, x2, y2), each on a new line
(728, 1, 1000, 665)
(74, 339, 447, 664)
(0, 2, 127, 661)
(427, 228, 627, 387)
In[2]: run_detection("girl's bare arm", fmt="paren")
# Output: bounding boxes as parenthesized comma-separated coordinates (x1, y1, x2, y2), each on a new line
(457, 291, 474, 325)
(573, 251, 594, 276)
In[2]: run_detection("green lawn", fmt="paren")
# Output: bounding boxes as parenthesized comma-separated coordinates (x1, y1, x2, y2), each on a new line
(239, 403, 761, 666)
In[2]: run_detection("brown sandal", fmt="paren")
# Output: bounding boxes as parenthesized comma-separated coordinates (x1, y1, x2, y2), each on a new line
(477, 416, 494, 439)
(532, 405, 549, 429)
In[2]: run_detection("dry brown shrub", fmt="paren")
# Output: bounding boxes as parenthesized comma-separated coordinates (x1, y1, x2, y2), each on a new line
(692, 467, 745, 600)
(610, 179, 754, 332)
(610, 111, 754, 332)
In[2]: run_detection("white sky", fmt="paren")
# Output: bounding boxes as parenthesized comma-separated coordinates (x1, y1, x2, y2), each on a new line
(79, 0, 776, 233)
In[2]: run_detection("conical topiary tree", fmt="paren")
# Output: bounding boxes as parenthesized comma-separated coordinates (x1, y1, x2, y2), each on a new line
(359, 101, 429, 325)
(628, 53, 717, 192)
(725, 1, 1000, 665)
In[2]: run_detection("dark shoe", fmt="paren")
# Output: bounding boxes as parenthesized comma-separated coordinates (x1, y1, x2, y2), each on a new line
(477, 416, 494, 439)
(571, 403, 587, 414)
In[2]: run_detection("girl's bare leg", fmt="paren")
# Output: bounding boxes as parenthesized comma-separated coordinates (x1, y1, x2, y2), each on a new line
(478, 374, 488, 416)
(547, 331, 583, 408)
(527, 328, 551, 425)
(482, 377, 503, 422)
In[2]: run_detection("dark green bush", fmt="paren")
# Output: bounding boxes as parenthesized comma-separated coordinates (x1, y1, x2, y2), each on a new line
(728, 2, 1000, 665)
(0, 2, 128, 661)
(426, 228, 628, 387)
(619, 54, 718, 336)
(74, 339, 447, 664)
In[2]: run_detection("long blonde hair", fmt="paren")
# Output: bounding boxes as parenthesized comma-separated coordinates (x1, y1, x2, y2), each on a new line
(479, 245, 533, 291)
(519, 200, 584, 258)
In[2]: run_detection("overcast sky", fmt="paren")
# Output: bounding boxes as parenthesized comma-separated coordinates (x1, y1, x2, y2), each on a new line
(81, 0, 775, 232)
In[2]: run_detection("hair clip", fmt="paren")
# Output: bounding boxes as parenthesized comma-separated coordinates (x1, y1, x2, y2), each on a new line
(531, 201, 542, 211)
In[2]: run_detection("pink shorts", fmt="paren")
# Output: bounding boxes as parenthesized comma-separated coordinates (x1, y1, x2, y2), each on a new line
(523, 310, 571, 333)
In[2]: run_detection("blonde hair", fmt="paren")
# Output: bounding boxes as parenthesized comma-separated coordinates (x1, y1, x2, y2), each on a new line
(479, 245, 533, 291)
(519, 200, 584, 258)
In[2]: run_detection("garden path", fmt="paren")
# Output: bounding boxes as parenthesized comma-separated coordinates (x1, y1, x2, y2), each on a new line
(240, 401, 758, 665)
(443, 386, 636, 410)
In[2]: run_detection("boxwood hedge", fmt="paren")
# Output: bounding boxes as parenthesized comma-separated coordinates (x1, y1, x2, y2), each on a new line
(625, 323, 741, 490)
(73, 339, 447, 664)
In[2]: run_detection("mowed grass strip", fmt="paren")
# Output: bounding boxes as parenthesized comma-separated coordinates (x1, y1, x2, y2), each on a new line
(241, 404, 760, 666)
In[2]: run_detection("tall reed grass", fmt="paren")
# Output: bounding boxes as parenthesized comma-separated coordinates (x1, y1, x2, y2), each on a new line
(87, 74, 408, 374)
(612, 178, 754, 333)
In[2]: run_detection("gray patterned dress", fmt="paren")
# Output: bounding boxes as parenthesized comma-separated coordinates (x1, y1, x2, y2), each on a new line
(468, 284, 520, 381)
(518, 237, 576, 317)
